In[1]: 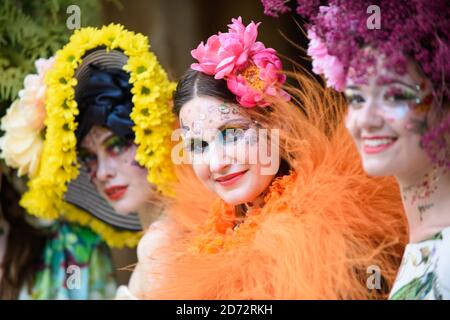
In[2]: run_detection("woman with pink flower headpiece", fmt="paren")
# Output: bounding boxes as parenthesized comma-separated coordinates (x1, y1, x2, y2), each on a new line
(141, 17, 407, 300)
(264, 0, 450, 299)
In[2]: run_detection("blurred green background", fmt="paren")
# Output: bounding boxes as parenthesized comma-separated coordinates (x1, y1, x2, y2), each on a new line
(0, 0, 308, 118)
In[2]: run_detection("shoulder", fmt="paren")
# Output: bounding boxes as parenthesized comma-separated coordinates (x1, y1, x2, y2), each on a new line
(137, 216, 175, 261)
(435, 228, 450, 298)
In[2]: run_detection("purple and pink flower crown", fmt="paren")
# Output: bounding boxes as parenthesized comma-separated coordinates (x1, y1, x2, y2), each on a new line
(262, 0, 450, 169)
(191, 17, 290, 108)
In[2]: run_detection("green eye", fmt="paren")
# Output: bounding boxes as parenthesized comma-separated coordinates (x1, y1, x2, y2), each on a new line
(104, 136, 133, 155)
(385, 88, 418, 103)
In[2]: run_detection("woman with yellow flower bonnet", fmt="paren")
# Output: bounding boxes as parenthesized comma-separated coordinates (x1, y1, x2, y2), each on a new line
(1, 24, 177, 299)
(1, 55, 117, 299)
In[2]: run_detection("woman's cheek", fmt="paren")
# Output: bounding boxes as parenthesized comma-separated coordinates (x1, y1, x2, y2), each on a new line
(345, 109, 358, 136)
(193, 163, 211, 184)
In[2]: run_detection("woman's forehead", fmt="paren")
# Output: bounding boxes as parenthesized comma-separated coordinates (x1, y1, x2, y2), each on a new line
(348, 56, 427, 88)
(180, 98, 246, 127)
(81, 126, 112, 148)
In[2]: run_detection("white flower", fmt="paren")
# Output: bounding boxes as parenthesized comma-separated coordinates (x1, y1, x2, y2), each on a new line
(0, 57, 54, 177)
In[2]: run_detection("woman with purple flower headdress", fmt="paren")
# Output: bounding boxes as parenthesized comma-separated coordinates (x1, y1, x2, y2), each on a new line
(262, 0, 450, 299)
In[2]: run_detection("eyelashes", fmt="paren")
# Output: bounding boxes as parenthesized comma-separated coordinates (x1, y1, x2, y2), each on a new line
(187, 139, 209, 154)
(344, 86, 421, 110)
(78, 135, 134, 174)
(78, 149, 98, 175)
(185, 127, 250, 154)
(344, 91, 365, 108)
(384, 87, 419, 104)
(103, 136, 133, 156)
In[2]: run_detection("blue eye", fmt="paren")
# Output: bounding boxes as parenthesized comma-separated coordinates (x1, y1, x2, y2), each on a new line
(220, 128, 246, 144)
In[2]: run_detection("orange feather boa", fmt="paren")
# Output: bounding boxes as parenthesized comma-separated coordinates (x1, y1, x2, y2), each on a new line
(141, 74, 408, 299)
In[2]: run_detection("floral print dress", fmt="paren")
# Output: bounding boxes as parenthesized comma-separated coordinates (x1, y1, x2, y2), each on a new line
(19, 222, 117, 300)
(390, 227, 450, 300)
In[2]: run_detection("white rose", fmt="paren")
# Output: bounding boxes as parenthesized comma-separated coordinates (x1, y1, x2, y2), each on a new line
(0, 100, 44, 177)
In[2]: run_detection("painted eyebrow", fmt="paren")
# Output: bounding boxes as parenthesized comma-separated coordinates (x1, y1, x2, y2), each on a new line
(384, 80, 419, 92)
(218, 119, 251, 131)
(183, 119, 251, 140)
(101, 133, 117, 146)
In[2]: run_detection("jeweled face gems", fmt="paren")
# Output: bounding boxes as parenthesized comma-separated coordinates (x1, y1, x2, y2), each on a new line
(79, 126, 156, 215)
(345, 58, 434, 178)
(174, 96, 280, 206)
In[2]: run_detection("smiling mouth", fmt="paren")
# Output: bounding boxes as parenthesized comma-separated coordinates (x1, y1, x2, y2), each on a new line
(104, 185, 128, 201)
(215, 170, 249, 187)
(362, 137, 398, 154)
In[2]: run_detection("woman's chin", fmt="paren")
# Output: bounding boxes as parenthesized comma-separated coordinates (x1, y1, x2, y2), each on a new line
(109, 202, 137, 215)
(217, 190, 257, 206)
(362, 161, 395, 177)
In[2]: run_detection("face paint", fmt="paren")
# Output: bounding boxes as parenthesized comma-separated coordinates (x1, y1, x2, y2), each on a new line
(402, 166, 440, 206)
(344, 57, 434, 178)
(402, 167, 446, 222)
(178, 96, 280, 206)
(218, 103, 230, 114)
(192, 121, 203, 135)
(218, 103, 232, 120)
(79, 126, 156, 215)
(131, 160, 145, 168)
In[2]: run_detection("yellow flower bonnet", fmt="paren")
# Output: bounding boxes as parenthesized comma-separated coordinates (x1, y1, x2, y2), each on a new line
(18, 24, 177, 248)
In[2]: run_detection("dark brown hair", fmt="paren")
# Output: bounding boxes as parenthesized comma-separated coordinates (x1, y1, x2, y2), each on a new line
(173, 68, 236, 116)
(0, 174, 47, 299)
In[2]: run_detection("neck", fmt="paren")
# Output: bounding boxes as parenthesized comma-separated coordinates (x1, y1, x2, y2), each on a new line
(137, 201, 165, 230)
(244, 194, 266, 211)
(397, 166, 450, 243)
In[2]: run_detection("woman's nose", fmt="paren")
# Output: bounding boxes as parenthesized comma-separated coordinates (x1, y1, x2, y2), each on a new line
(208, 143, 231, 174)
(95, 155, 116, 182)
(357, 99, 384, 129)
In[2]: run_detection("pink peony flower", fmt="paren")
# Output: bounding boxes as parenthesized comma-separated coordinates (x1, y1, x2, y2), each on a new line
(191, 35, 222, 76)
(227, 47, 290, 107)
(191, 17, 290, 108)
(192, 17, 261, 80)
(307, 29, 346, 91)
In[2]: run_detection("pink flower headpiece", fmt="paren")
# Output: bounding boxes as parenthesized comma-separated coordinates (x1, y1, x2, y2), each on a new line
(191, 17, 290, 108)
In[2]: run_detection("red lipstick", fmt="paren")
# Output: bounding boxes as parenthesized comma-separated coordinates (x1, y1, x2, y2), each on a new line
(215, 170, 248, 187)
(104, 185, 128, 201)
